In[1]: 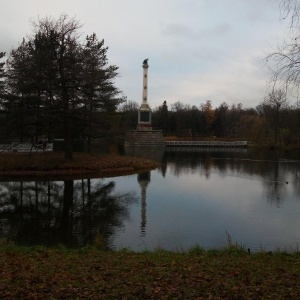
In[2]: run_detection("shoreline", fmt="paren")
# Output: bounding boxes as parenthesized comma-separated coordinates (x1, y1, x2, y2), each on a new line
(0, 152, 160, 180)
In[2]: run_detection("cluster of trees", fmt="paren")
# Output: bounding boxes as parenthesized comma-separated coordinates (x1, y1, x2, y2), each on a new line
(0, 15, 123, 159)
(2, 1, 300, 157)
(118, 92, 300, 146)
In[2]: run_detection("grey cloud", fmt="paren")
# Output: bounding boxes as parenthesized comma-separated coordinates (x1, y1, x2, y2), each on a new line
(162, 22, 231, 40)
(162, 23, 194, 38)
(204, 23, 231, 36)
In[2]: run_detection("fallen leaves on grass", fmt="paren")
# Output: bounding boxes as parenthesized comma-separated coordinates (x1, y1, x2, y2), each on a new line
(0, 153, 160, 178)
(1, 246, 300, 299)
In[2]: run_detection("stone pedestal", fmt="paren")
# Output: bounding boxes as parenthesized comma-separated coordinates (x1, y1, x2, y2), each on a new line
(124, 130, 165, 160)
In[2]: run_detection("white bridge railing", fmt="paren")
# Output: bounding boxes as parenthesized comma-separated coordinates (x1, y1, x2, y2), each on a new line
(165, 141, 249, 147)
(0, 143, 53, 153)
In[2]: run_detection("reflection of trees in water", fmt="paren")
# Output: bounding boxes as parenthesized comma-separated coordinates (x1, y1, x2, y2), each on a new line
(245, 151, 298, 206)
(0, 181, 61, 245)
(202, 153, 213, 179)
(0, 179, 137, 249)
(71, 179, 137, 249)
(291, 171, 300, 199)
(162, 150, 300, 205)
(167, 152, 214, 178)
(262, 160, 287, 207)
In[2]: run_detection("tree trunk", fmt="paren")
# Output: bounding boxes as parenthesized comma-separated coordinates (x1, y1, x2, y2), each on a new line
(63, 112, 73, 160)
(274, 106, 280, 146)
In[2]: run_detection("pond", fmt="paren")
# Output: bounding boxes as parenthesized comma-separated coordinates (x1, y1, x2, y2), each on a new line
(1, 148, 300, 252)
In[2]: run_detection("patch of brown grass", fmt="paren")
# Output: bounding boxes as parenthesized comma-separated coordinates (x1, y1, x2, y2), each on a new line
(0, 152, 160, 178)
(0, 245, 300, 299)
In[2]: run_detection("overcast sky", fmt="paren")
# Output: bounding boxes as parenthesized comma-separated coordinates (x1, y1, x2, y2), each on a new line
(0, 0, 292, 109)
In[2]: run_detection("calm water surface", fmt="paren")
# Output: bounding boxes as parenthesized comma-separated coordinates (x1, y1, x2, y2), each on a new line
(1, 149, 300, 252)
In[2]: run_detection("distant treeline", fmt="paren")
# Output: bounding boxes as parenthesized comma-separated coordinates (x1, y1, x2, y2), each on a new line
(119, 94, 300, 146)
(1, 15, 300, 153)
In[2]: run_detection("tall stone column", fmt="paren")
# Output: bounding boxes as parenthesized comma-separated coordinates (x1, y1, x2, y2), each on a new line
(142, 59, 149, 105)
(137, 59, 152, 130)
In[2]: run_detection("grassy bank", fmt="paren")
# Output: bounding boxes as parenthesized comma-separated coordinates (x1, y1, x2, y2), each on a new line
(0, 241, 300, 299)
(0, 152, 160, 178)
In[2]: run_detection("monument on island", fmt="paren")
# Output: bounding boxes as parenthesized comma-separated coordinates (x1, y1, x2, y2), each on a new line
(124, 59, 165, 160)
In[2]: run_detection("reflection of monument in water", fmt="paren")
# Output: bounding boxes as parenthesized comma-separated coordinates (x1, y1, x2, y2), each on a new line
(124, 59, 165, 161)
(137, 171, 151, 237)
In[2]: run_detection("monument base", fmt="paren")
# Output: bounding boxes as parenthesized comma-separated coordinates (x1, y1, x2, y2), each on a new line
(125, 145, 165, 161)
(125, 130, 165, 148)
(124, 130, 165, 161)
(137, 123, 153, 131)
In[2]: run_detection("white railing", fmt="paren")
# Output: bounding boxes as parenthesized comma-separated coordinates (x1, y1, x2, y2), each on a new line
(0, 143, 53, 153)
(166, 147, 248, 153)
(165, 141, 249, 147)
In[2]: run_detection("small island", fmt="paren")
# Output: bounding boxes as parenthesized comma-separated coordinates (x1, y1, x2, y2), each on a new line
(0, 152, 160, 179)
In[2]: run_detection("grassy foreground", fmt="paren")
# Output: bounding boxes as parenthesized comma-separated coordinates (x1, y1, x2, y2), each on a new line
(0, 152, 160, 178)
(0, 241, 300, 299)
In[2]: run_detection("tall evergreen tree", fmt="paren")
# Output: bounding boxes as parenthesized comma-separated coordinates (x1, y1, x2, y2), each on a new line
(0, 52, 5, 98)
(80, 34, 122, 152)
(4, 14, 122, 159)
(4, 41, 34, 142)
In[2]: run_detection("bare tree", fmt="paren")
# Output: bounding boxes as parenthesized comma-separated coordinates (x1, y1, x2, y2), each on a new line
(266, 1, 300, 99)
(280, 0, 300, 29)
(0, 52, 5, 96)
(201, 100, 216, 136)
(266, 37, 300, 93)
(263, 89, 287, 145)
